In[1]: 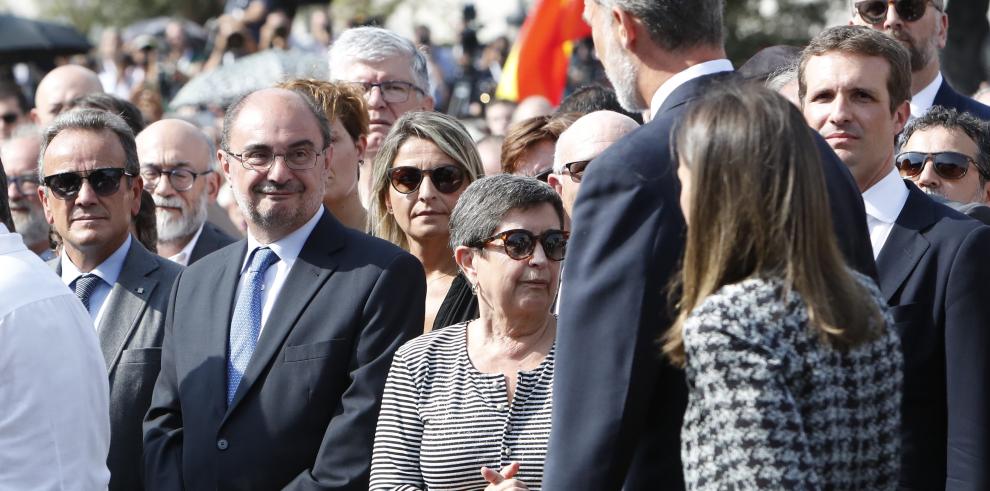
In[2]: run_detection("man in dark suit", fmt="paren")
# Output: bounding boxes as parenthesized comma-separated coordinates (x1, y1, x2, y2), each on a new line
(800, 25, 990, 489)
(137, 119, 236, 266)
(143, 88, 425, 490)
(850, 0, 990, 120)
(38, 108, 182, 491)
(543, 2, 876, 490)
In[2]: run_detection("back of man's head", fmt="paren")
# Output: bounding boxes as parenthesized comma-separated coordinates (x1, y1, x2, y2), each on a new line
(594, 0, 725, 51)
(556, 85, 644, 123)
(553, 110, 640, 173)
(328, 26, 431, 94)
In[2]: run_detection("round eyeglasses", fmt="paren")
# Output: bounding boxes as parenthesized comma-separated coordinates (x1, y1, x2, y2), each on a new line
(224, 147, 327, 171)
(140, 166, 213, 192)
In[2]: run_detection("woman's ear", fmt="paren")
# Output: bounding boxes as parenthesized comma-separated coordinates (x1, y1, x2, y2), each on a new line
(454, 245, 478, 285)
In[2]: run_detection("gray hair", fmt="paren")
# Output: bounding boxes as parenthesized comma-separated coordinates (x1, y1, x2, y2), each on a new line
(328, 26, 432, 94)
(765, 64, 797, 92)
(38, 108, 139, 181)
(369, 111, 484, 249)
(221, 89, 332, 154)
(593, 0, 724, 51)
(449, 174, 564, 251)
(897, 105, 990, 185)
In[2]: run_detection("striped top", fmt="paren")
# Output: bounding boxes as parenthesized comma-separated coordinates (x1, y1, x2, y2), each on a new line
(370, 321, 555, 490)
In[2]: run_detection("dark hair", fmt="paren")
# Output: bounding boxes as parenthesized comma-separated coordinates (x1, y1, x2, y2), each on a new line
(556, 85, 644, 123)
(65, 93, 146, 135)
(501, 113, 579, 174)
(593, 0, 724, 51)
(133, 190, 158, 253)
(39, 109, 140, 180)
(0, 82, 29, 113)
(0, 158, 13, 231)
(799, 25, 911, 114)
(897, 105, 990, 184)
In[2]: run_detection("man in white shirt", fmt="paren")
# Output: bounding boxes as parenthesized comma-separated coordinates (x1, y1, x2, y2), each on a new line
(799, 25, 990, 489)
(136, 119, 235, 266)
(0, 164, 110, 490)
(38, 108, 182, 491)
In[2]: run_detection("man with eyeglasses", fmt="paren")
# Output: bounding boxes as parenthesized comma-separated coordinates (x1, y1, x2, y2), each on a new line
(850, 0, 990, 121)
(1, 127, 53, 259)
(800, 26, 990, 490)
(31, 65, 104, 129)
(328, 26, 435, 207)
(143, 87, 424, 490)
(38, 108, 182, 491)
(136, 119, 235, 266)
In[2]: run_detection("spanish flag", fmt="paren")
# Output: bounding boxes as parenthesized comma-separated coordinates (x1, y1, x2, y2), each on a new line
(495, 0, 592, 105)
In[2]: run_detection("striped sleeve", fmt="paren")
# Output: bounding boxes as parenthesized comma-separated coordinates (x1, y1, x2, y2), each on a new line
(370, 349, 425, 491)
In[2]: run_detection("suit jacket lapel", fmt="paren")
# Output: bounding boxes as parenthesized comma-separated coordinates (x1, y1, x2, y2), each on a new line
(224, 212, 345, 417)
(875, 183, 935, 303)
(98, 242, 160, 371)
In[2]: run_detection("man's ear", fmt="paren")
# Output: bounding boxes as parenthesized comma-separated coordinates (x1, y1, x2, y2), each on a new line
(30, 108, 40, 125)
(420, 94, 436, 112)
(130, 177, 144, 217)
(38, 186, 54, 224)
(936, 8, 948, 49)
(547, 173, 564, 196)
(892, 100, 911, 135)
(612, 5, 639, 51)
(206, 168, 222, 203)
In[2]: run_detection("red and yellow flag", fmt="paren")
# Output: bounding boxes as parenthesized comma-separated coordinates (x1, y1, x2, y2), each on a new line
(495, 0, 592, 105)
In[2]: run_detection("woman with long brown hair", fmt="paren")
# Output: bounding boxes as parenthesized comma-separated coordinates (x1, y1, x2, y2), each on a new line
(666, 84, 902, 489)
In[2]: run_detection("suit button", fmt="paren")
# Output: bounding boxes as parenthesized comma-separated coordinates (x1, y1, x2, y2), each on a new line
(217, 438, 229, 451)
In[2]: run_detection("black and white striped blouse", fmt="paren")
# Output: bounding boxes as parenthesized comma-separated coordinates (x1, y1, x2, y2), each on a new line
(370, 322, 554, 490)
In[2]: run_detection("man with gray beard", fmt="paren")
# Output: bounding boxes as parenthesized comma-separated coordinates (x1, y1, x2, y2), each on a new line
(1, 127, 53, 259)
(136, 119, 234, 266)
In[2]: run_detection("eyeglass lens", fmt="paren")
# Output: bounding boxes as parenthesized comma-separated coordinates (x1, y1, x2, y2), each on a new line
(500, 230, 568, 261)
(140, 167, 202, 191)
(895, 151, 971, 179)
(43, 168, 129, 200)
(1, 112, 18, 124)
(9, 175, 39, 195)
(388, 165, 466, 194)
(565, 160, 591, 182)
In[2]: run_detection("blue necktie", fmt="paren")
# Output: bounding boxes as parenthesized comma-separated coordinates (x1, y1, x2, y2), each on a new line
(227, 247, 280, 406)
(72, 273, 102, 310)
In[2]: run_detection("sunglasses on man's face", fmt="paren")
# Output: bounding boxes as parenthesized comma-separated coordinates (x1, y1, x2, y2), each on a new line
(1, 112, 19, 124)
(43, 168, 134, 200)
(475, 229, 569, 262)
(854, 0, 939, 25)
(387, 165, 466, 194)
(894, 151, 982, 180)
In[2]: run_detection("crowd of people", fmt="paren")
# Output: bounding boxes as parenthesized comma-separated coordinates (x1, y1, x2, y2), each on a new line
(1, 0, 989, 490)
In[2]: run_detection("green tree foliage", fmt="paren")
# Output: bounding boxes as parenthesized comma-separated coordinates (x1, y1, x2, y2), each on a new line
(37, 0, 221, 33)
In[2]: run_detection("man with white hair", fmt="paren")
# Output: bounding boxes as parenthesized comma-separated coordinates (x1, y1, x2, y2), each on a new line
(548, 110, 639, 228)
(136, 119, 234, 265)
(328, 26, 434, 206)
(1, 127, 52, 259)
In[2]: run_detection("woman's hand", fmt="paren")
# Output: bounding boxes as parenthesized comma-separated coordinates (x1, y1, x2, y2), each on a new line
(481, 462, 530, 490)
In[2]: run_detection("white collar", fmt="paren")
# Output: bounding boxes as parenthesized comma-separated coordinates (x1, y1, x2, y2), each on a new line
(60, 234, 132, 287)
(909, 72, 943, 119)
(650, 59, 734, 118)
(241, 206, 324, 275)
(862, 167, 909, 224)
(0, 223, 26, 255)
(168, 223, 205, 266)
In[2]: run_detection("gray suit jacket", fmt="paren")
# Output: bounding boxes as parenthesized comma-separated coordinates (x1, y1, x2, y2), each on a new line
(54, 240, 183, 491)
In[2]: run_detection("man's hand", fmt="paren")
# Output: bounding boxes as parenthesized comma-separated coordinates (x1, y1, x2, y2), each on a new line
(481, 462, 530, 491)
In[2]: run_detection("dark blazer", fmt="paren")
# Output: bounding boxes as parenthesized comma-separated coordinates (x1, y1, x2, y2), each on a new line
(187, 221, 237, 264)
(143, 210, 425, 490)
(876, 182, 990, 490)
(543, 73, 877, 490)
(54, 240, 183, 491)
(932, 78, 990, 121)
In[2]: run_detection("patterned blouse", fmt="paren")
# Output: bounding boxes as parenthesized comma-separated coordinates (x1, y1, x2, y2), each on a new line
(370, 322, 554, 490)
(681, 274, 902, 490)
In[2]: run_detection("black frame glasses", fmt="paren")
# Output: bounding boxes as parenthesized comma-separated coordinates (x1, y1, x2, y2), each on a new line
(140, 166, 214, 192)
(349, 80, 426, 104)
(42, 168, 134, 200)
(473, 229, 569, 262)
(895, 151, 984, 180)
(224, 146, 326, 171)
(562, 160, 591, 182)
(534, 168, 552, 183)
(7, 174, 40, 195)
(387, 165, 466, 194)
(854, 0, 941, 25)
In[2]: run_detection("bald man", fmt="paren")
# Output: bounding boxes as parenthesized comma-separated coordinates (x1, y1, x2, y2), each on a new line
(32, 65, 104, 128)
(549, 110, 640, 227)
(136, 119, 234, 265)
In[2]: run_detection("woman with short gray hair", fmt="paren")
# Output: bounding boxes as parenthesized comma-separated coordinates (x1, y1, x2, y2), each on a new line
(371, 174, 566, 491)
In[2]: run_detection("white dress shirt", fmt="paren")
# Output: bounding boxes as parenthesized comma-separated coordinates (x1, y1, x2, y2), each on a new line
(167, 223, 205, 266)
(650, 59, 735, 118)
(862, 167, 910, 259)
(909, 72, 943, 121)
(59, 235, 132, 328)
(238, 206, 324, 332)
(0, 224, 111, 490)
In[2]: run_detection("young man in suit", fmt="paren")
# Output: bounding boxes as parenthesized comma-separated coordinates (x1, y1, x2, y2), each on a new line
(143, 88, 425, 490)
(136, 119, 235, 265)
(544, 2, 876, 490)
(850, 0, 990, 120)
(800, 25, 990, 489)
(38, 108, 183, 491)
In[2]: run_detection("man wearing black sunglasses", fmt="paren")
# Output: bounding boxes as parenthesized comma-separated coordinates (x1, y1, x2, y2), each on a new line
(850, 0, 990, 122)
(801, 26, 990, 490)
(39, 108, 183, 491)
(0, 81, 28, 141)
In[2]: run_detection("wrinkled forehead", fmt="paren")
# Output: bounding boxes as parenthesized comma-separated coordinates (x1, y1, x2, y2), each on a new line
(228, 97, 323, 150)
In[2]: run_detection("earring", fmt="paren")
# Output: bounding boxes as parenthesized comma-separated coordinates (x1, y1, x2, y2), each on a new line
(471, 282, 478, 295)
(358, 159, 364, 166)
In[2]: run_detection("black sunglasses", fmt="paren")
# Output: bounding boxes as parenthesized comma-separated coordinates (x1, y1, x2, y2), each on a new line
(854, 0, 940, 25)
(1, 112, 18, 124)
(563, 160, 591, 182)
(387, 165, 466, 194)
(534, 168, 552, 183)
(894, 151, 983, 180)
(474, 229, 569, 261)
(43, 168, 134, 200)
